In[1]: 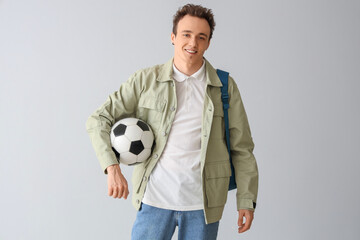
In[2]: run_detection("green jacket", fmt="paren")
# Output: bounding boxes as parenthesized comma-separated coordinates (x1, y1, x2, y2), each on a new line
(86, 58, 258, 224)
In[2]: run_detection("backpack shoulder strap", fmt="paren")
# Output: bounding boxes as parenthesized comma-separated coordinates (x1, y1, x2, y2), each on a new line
(216, 69, 237, 191)
(216, 69, 230, 158)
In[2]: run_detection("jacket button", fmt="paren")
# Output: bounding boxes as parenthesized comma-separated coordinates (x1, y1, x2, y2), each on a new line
(203, 134, 207, 137)
(170, 106, 176, 111)
(153, 153, 158, 158)
(208, 108, 212, 111)
(143, 176, 147, 181)
(162, 131, 166, 136)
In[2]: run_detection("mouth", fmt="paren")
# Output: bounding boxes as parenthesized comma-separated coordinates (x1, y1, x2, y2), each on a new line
(185, 49, 198, 54)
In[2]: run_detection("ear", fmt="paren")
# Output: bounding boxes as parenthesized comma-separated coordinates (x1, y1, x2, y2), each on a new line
(171, 32, 176, 44)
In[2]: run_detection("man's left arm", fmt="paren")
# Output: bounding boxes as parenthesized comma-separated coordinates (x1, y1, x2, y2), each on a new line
(228, 76, 259, 233)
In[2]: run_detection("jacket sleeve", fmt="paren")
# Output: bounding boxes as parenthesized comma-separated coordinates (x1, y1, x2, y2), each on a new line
(228, 76, 259, 211)
(85, 73, 143, 174)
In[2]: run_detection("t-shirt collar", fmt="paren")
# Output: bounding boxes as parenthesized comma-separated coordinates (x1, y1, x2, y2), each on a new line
(172, 60, 206, 82)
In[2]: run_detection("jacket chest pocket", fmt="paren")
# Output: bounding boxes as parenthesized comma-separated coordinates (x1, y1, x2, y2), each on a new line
(137, 95, 165, 133)
(209, 103, 225, 140)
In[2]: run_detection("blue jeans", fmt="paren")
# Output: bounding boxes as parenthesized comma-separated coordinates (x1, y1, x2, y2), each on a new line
(131, 203, 219, 240)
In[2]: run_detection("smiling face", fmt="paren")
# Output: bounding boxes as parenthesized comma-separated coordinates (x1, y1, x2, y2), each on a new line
(171, 15, 211, 74)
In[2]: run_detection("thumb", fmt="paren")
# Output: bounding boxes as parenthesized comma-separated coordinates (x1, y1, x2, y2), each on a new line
(238, 213, 244, 227)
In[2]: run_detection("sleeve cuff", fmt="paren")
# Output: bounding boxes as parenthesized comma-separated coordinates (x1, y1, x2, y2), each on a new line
(99, 153, 119, 174)
(237, 198, 256, 210)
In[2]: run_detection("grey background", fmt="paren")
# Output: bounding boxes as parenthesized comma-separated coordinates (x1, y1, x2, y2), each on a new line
(1, 0, 359, 239)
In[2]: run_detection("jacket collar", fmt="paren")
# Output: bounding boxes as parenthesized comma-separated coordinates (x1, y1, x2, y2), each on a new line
(204, 58, 223, 87)
(156, 58, 223, 87)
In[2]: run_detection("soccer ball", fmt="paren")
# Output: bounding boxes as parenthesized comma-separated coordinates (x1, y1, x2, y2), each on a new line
(110, 118, 154, 165)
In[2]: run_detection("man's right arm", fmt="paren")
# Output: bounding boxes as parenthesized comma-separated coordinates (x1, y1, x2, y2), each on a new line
(85, 73, 142, 174)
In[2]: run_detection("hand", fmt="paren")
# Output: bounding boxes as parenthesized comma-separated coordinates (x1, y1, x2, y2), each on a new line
(106, 164, 129, 199)
(238, 209, 254, 233)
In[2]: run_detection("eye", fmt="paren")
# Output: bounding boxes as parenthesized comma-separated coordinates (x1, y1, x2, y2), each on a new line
(183, 34, 190, 37)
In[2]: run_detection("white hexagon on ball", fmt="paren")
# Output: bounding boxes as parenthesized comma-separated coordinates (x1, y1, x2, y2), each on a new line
(125, 125, 143, 141)
(113, 135, 131, 153)
(141, 131, 154, 148)
(137, 148, 151, 162)
(120, 151, 138, 165)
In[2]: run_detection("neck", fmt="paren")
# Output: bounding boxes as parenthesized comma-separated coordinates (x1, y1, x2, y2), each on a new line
(173, 57, 203, 76)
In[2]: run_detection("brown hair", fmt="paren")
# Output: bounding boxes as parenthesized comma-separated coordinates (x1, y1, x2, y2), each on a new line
(172, 4, 216, 40)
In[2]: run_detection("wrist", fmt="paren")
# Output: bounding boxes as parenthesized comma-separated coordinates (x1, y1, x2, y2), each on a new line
(107, 164, 120, 173)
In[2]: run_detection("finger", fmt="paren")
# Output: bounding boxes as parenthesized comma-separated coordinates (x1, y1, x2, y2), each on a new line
(239, 219, 251, 233)
(112, 188, 118, 198)
(120, 184, 127, 199)
(239, 213, 253, 233)
(120, 179, 128, 199)
(123, 185, 129, 199)
(117, 186, 124, 198)
(238, 212, 244, 227)
(108, 186, 113, 196)
(238, 217, 245, 233)
(124, 188, 129, 199)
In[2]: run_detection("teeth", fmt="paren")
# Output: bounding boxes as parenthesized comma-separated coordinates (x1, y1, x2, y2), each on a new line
(186, 49, 196, 53)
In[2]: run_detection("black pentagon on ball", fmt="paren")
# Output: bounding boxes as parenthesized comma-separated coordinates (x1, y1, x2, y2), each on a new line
(113, 123, 127, 136)
(137, 120, 149, 131)
(129, 140, 144, 155)
(112, 147, 120, 162)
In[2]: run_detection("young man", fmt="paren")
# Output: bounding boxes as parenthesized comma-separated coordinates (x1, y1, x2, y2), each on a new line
(86, 4, 258, 240)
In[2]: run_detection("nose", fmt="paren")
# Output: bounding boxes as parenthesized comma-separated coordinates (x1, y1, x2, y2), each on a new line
(189, 36, 198, 48)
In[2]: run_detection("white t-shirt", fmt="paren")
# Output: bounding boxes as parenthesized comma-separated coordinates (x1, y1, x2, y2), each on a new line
(142, 61, 207, 210)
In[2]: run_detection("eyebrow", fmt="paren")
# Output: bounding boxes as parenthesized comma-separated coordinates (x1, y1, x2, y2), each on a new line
(181, 30, 208, 38)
